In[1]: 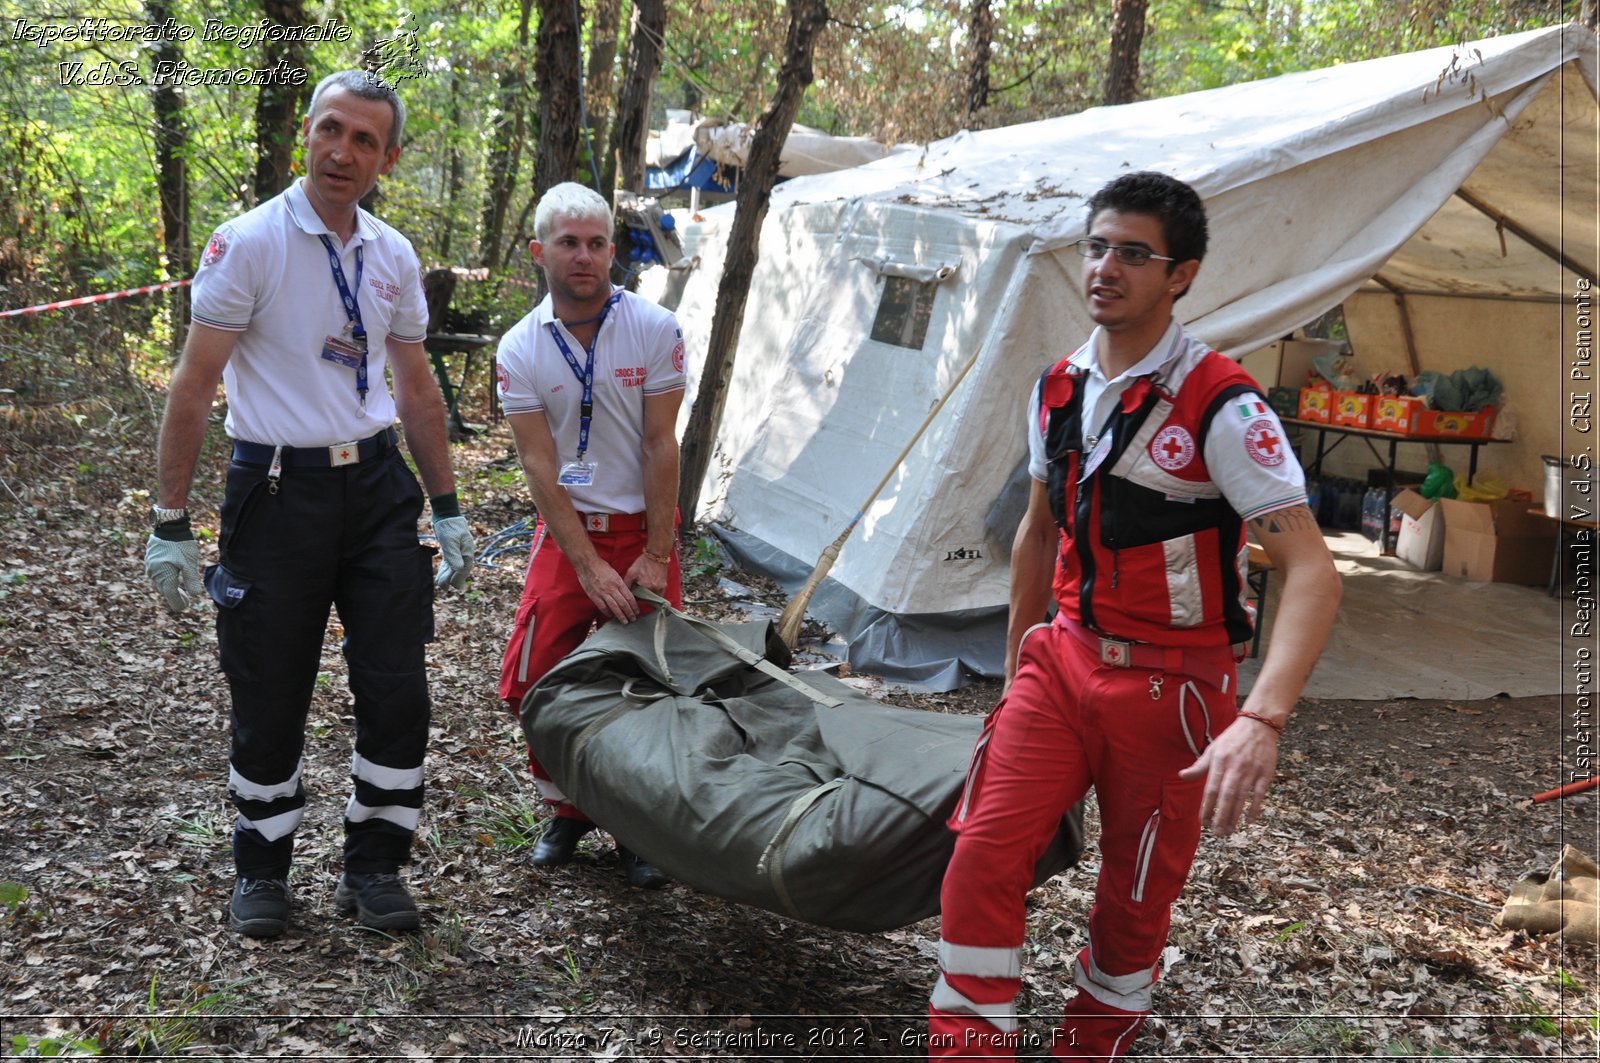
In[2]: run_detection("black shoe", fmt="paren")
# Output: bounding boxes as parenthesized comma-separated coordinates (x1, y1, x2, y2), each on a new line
(618, 847, 670, 890)
(333, 872, 420, 932)
(532, 817, 594, 867)
(229, 877, 290, 938)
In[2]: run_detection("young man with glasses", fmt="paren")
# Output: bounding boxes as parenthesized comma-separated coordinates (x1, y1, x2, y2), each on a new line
(928, 172, 1340, 1059)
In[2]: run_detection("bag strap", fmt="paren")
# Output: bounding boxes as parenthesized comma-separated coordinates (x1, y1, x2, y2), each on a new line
(633, 588, 844, 709)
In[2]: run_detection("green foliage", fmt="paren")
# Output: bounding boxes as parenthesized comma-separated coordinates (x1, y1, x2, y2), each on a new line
(689, 534, 723, 579)
(0, 880, 28, 911)
(460, 767, 543, 851)
(7, 974, 249, 1058)
(1144, 0, 1577, 97)
(0, 0, 1578, 360)
(8, 1031, 102, 1057)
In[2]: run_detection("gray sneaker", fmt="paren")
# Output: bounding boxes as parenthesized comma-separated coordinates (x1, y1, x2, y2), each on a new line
(333, 872, 420, 931)
(229, 877, 290, 938)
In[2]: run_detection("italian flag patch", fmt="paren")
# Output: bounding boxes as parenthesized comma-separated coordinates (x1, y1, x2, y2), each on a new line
(1236, 397, 1269, 419)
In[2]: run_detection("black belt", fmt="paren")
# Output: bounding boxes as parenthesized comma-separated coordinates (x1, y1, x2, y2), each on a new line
(232, 428, 397, 468)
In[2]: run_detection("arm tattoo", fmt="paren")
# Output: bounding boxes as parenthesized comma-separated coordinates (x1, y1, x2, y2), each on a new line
(1249, 505, 1317, 536)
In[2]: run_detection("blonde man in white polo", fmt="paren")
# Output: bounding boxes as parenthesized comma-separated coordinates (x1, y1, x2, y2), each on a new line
(495, 182, 687, 890)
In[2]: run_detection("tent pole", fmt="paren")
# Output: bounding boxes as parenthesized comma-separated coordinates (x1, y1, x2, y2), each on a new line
(1371, 274, 1444, 467)
(1454, 187, 1597, 284)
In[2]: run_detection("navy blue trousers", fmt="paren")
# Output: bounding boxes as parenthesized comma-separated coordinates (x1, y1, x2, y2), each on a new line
(206, 444, 435, 879)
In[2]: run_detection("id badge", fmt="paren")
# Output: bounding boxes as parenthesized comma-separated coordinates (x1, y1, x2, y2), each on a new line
(321, 334, 364, 369)
(1079, 433, 1112, 482)
(557, 460, 598, 487)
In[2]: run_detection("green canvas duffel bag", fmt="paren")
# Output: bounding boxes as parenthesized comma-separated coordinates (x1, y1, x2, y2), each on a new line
(522, 592, 1083, 932)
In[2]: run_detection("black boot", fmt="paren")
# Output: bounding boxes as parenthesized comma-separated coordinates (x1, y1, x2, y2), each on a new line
(532, 817, 594, 867)
(618, 847, 670, 890)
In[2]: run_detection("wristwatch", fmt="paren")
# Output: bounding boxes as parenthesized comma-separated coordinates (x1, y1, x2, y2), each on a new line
(150, 505, 188, 527)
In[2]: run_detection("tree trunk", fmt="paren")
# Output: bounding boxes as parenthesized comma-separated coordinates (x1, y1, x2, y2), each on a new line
(964, 0, 994, 126)
(1103, 0, 1147, 106)
(146, 0, 190, 351)
(533, 0, 585, 206)
(584, 0, 622, 191)
(677, 0, 830, 524)
(607, 0, 666, 194)
(253, 0, 312, 202)
(479, 0, 534, 268)
(442, 76, 464, 260)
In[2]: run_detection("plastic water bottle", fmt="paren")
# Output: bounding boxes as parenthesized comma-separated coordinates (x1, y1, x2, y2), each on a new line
(1361, 487, 1382, 541)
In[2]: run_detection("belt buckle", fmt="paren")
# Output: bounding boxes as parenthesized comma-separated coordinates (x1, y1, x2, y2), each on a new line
(328, 441, 360, 467)
(1098, 636, 1132, 667)
(583, 513, 610, 532)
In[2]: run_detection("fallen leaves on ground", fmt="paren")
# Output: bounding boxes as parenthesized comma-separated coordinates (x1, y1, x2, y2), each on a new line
(0, 416, 1594, 1060)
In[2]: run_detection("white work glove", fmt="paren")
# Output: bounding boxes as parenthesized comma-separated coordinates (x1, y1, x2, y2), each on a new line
(145, 534, 203, 614)
(433, 514, 475, 591)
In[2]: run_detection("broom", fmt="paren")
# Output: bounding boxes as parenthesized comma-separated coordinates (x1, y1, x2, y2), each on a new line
(775, 349, 983, 649)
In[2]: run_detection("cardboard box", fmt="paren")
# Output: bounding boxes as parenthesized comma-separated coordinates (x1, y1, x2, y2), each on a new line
(1391, 488, 1444, 571)
(1438, 496, 1557, 585)
(1372, 395, 1423, 434)
(1332, 391, 1373, 428)
(1413, 406, 1497, 439)
(1297, 386, 1333, 423)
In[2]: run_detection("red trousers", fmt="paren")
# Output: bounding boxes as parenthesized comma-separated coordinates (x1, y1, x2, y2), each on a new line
(499, 513, 682, 819)
(930, 619, 1237, 1061)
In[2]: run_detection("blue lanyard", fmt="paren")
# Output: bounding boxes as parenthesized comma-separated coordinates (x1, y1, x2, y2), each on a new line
(317, 234, 368, 401)
(546, 290, 623, 459)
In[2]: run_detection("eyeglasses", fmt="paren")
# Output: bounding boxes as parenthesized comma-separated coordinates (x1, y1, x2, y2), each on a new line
(1071, 238, 1176, 268)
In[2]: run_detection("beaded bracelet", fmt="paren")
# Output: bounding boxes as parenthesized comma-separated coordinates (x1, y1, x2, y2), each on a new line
(1237, 710, 1285, 735)
(642, 548, 673, 566)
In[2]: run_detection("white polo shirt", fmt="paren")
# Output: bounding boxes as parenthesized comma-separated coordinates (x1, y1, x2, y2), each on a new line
(1027, 320, 1306, 521)
(190, 179, 429, 447)
(495, 289, 686, 514)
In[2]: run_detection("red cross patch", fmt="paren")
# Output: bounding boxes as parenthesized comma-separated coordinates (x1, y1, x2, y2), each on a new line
(495, 362, 510, 396)
(202, 232, 227, 267)
(1243, 417, 1286, 467)
(1150, 425, 1195, 471)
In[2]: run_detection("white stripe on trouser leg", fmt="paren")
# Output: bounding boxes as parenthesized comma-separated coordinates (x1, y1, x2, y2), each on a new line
(940, 941, 1022, 979)
(534, 777, 569, 803)
(344, 797, 421, 831)
(1110, 1017, 1145, 1058)
(350, 752, 424, 791)
(515, 623, 536, 688)
(1075, 950, 1155, 1012)
(515, 525, 548, 687)
(930, 975, 1019, 1033)
(237, 807, 304, 843)
(1131, 811, 1160, 903)
(1178, 681, 1212, 759)
(229, 760, 304, 802)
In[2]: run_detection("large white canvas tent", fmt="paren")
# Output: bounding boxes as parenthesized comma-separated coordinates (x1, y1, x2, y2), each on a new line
(645, 25, 1598, 689)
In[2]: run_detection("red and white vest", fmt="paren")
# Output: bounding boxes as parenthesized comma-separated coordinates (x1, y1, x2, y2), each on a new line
(1040, 346, 1262, 648)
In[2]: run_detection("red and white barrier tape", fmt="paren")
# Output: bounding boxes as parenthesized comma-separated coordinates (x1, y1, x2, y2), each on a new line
(447, 266, 540, 291)
(0, 279, 191, 319)
(3, 268, 537, 321)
